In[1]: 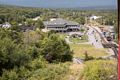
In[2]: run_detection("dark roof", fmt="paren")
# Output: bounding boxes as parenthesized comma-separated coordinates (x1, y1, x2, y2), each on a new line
(44, 18, 79, 27)
(20, 26, 36, 32)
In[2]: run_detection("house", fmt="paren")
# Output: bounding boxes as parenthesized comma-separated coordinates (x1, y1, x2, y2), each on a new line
(2, 22, 11, 28)
(90, 15, 101, 21)
(43, 18, 80, 32)
(20, 26, 36, 32)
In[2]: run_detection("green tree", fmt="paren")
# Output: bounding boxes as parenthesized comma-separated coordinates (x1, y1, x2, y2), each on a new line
(26, 19, 36, 26)
(35, 19, 44, 29)
(0, 38, 30, 73)
(0, 69, 18, 80)
(36, 34, 73, 62)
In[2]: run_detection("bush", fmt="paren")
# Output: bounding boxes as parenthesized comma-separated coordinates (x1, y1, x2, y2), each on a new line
(0, 26, 73, 79)
(0, 29, 23, 44)
(28, 56, 47, 70)
(84, 60, 117, 80)
(28, 63, 69, 80)
(0, 69, 18, 80)
(0, 38, 31, 73)
(36, 34, 73, 62)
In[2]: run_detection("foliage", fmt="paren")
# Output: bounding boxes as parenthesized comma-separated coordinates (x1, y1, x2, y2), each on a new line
(0, 38, 30, 73)
(0, 28, 23, 43)
(35, 33, 73, 62)
(28, 56, 47, 70)
(0, 69, 18, 80)
(84, 60, 117, 80)
(26, 19, 36, 26)
(0, 5, 41, 24)
(35, 19, 44, 29)
(0, 27, 72, 80)
(28, 63, 69, 80)
(23, 30, 44, 45)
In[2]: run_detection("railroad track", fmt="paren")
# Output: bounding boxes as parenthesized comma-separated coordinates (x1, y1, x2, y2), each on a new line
(92, 27, 118, 58)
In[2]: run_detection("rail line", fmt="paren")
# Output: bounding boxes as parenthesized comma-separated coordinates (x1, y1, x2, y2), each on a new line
(92, 27, 118, 58)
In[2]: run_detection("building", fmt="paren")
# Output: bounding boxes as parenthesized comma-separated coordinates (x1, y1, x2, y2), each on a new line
(20, 26, 36, 32)
(99, 26, 115, 39)
(43, 18, 80, 32)
(90, 15, 101, 21)
(2, 22, 11, 28)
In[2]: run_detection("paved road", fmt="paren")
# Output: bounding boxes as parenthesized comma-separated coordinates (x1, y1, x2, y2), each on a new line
(87, 26, 103, 48)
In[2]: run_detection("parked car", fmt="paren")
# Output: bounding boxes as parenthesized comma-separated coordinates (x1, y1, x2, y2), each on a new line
(106, 36, 112, 41)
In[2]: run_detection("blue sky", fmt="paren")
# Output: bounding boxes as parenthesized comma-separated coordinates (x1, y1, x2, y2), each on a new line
(0, 0, 117, 8)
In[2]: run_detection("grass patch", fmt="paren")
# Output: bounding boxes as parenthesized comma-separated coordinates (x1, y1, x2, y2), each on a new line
(84, 60, 117, 80)
(69, 44, 108, 58)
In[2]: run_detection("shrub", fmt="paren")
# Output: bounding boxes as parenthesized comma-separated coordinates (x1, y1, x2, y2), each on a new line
(28, 56, 47, 70)
(0, 69, 18, 80)
(36, 34, 73, 62)
(84, 60, 117, 80)
(0, 38, 31, 73)
(28, 63, 69, 80)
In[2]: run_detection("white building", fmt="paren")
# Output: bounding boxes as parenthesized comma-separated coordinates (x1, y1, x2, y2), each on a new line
(90, 15, 101, 21)
(2, 22, 11, 28)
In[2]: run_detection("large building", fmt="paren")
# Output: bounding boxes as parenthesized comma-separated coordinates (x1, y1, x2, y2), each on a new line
(43, 18, 80, 32)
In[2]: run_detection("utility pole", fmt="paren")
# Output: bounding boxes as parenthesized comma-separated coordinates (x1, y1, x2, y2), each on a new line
(118, 0, 120, 80)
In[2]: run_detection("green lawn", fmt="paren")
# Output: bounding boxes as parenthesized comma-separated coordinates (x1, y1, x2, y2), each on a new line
(69, 44, 108, 58)
(57, 33, 108, 58)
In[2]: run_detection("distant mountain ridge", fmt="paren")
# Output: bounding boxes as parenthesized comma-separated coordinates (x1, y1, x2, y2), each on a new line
(73, 5, 117, 10)
(0, 3, 117, 10)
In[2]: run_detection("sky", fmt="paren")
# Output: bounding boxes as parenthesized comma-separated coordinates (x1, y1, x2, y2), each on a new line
(0, 0, 117, 8)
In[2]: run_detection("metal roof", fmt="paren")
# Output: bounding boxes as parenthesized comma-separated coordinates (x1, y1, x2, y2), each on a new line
(43, 18, 79, 27)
